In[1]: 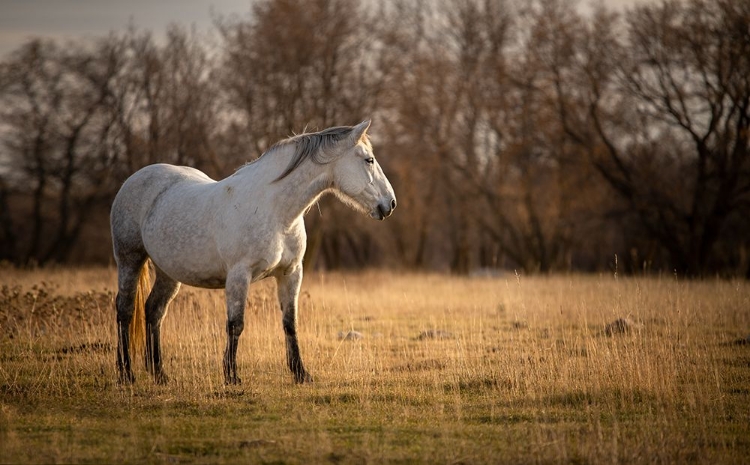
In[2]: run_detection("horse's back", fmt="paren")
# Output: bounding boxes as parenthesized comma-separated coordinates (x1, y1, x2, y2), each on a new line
(111, 164, 215, 256)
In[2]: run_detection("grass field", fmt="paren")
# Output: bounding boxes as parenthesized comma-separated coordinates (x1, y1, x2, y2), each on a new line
(1, 267, 749, 463)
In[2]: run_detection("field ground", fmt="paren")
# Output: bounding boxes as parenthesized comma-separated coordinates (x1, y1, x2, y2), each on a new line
(1, 267, 749, 463)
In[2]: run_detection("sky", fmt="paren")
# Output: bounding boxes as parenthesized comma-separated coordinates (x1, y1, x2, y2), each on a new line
(0, 0, 251, 56)
(0, 0, 650, 58)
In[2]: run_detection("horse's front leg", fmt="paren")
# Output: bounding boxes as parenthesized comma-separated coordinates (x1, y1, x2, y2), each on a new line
(277, 266, 312, 384)
(223, 267, 249, 385)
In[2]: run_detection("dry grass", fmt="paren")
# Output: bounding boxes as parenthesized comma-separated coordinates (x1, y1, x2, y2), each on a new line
(1, 267, 749, 463)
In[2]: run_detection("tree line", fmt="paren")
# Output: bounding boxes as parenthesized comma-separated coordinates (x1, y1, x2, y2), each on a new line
(0, 0, 748, 277)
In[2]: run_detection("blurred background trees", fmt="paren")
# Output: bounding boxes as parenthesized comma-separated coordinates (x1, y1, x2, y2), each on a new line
(0, 0, 748, 276)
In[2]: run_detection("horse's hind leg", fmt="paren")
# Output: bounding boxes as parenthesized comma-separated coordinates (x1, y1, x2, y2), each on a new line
(145, 267, 181, 384)
(115, 257, 147, 384)
(277, 267, 312, 384)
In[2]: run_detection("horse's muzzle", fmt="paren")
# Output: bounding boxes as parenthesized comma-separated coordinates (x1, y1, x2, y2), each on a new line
(376, 198, 397, 220)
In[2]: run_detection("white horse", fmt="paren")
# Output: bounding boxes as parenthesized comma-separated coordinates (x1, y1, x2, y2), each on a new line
(111, 120, 396, 385)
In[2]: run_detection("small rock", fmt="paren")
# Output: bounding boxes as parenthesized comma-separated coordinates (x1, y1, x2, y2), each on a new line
(417, 329, 454, 340)
(337, 330, 363, 341)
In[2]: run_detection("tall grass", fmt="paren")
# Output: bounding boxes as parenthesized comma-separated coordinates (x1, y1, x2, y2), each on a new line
(1, 267, 748, 463)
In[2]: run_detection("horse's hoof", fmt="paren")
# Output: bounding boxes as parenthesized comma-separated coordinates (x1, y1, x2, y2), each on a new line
(295, 372, 313, 384)
(224, 377, 242, 386)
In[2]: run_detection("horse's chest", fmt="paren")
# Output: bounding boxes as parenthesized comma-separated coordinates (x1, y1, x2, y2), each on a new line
(245, 226, 305, 278)
(274, 229, 306, 267)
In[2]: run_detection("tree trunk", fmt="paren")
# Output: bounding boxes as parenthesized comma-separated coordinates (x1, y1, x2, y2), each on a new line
(0, 179, 17, 261)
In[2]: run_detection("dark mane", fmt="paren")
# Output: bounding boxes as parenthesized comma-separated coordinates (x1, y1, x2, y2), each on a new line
(268, 125, 366, 181)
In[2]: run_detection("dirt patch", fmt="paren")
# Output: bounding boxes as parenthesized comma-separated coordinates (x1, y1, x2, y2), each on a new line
(0, 282, 113, 337)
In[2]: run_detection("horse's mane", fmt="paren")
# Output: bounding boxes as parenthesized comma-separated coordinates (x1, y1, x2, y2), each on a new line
(267, 125, 371, 181)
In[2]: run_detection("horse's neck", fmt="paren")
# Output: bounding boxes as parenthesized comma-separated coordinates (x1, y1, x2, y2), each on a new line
(235, 146, 332, 225)
(280, 167, 331, 224)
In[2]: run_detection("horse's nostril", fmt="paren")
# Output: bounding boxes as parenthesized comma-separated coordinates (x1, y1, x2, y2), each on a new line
(391, 199, 397, 210)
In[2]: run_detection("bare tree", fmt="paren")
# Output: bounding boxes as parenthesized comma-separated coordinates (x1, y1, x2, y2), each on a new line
(377, 0, 508, 271)
(380, 0, 593, 273)
(0, 37, 129, 263)
(0, 40, 61, 263)
(113, 27, 220, 176)
(557, 0, 750, 275)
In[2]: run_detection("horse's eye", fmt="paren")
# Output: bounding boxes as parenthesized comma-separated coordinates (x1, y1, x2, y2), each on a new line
(365, 157, 375, 165)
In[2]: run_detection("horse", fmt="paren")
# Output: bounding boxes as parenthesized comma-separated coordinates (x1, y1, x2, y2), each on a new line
(110, 120, 396, 385)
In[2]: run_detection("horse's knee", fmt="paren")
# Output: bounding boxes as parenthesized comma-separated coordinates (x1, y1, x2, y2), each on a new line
(145, 304, 167, 327)
(116, 293, 135, 323)
(226, 297, 247, 338)
(145, 278, 179, 324)
(282, 308, 297, 336)
(282, 320, 296, 337)
(227, 319, 244, 338)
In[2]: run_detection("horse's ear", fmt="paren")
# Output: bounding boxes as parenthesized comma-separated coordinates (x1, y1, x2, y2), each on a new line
(349, 119, 371, 145)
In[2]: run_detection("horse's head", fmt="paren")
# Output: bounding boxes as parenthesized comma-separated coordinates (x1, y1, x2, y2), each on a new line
(330, 120, 396, 220)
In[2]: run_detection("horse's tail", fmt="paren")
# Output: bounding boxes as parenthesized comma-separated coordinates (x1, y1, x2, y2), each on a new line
(129, 260, 150, 360)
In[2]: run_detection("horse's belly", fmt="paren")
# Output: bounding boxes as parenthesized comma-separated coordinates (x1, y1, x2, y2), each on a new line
(161, 261, 227, 288)
(146, 240, 227, 288)
(142, 210, 227, 288)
